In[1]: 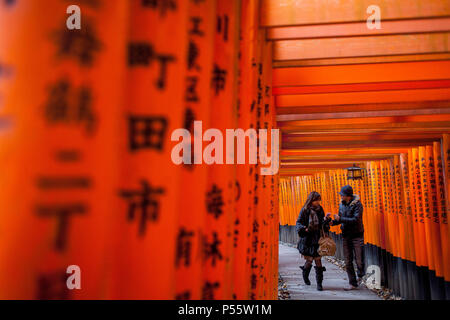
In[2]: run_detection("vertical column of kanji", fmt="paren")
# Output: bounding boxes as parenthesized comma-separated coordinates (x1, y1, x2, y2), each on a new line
(271, 96, 279, 300)
(248, 24, 265, 300)
(359, 170, 369, 244)
(370, 163, 379, 248)
(443, 135, 450, 284)
(203, 0, 240, 300)
(284, 179, 289, 225)
(409, 149, 424, 269)
(279, 180, 285, 225)
(366, 164, 374, 244)
(0, 1, 128, 299)
(285, 179, 291, 223)
(400, 153, 417, 266)
(330, 170, 339, 234)
(364, 165, 372, 246)
(288, 177, 295, 224)
(260, 37, 276, 299)
(364, 165, 374, 247)
(327, 173, 331, 228)
(373, 162, 386, 251)
(339, 169, 345, 189)
(116, 0, 188, 299)
(329, 170, 336, 234)
(426, 145, 444, 281)
(254, 32, 265, 300)
(419, 146, 435, 274)
(394, 156, 407, 262)
(389, 159, 401, 260)
(380, 161, 392, 255)
(433, 141, 450, 285)
(233, 0, 255, 300)
(412, 148, 428, 269)
(174, 0, 216, 300)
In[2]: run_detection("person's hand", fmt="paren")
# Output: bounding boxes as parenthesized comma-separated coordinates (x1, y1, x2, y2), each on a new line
(305, 228, 309, 233)
(334, 214, 340, 221)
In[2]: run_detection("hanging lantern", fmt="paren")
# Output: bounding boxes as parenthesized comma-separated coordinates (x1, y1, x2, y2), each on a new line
(346, 163, 364, 180)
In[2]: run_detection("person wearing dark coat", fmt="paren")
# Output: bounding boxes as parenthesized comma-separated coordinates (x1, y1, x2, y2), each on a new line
(295, 191, 331, 291)
(330, 185, 365, 290)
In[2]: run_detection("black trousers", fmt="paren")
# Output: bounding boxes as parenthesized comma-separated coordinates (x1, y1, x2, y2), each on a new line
(343, 235, 365, 286)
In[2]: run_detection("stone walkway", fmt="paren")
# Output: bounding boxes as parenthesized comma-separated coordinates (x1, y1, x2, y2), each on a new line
(279, 243, 381, 300)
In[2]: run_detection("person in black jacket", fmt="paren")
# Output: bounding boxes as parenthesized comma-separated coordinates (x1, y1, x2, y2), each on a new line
(295, 191, 331, 291)
(331, 185, 365, 290)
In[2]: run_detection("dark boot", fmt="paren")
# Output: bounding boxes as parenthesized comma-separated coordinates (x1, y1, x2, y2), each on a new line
(300, 263, 312, 285)
(315, 266, 326, 291)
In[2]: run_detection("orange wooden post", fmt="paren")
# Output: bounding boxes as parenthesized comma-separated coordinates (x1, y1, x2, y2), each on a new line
(0, 0, 128, 299)
(408, 149, 424, 268)
(114, 0, 190, 299)
(389, 158, 402, 259)
(370, 162, 380, 248)
(399, 153, 417, 265)
(364, 164, 373, 246)
(419, 146, 435, 272)
(374, 161, 387, 251)
(433, 141, 450, 283)
(173, 0, 216, 300)
(440, 135, 450, 283)
(425, 145, 444, 279)
(380, 160, 392, 255)
(365, 164, 375, 247)
(257, 36, 274, 300)
(394, 156, 407, 261)
(412, 148, 428, 268)
(331, 169, 340, 234)
(203, 0, 240, 300)
(280, 180, 286, 225)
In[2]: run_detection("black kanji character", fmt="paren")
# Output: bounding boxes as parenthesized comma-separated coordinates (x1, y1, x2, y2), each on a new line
(128, 42, 176, 89)
(119, 180, 165, 237)
(189, 17, 204, 37)
(175, 291, 191, 300)
(203, 232, 223, 267)
(53, 20, 102, 66)
(154, 54, 176, 89)
(184, 107, 196, 133)
(235, 181, 241, 201)
(176, 227, 194, 267)
(186, 76, 199, 102)
(216, 15, 228, 41)
(128, 115, 168, 152)
(128, 42, 154, 66)
(206, 184, 224, 219)
(202, 281, 220, 300)
(44, 79, 97, 135)
(211, 64, 227, 96)
(141, 0, 177, 17)
(36, 203, 87, 252)
(187, 41, 200, 71)
(37, 270, 70, 300)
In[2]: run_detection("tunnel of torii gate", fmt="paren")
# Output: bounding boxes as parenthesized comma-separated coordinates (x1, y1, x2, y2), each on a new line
(0, 0, 450, 301)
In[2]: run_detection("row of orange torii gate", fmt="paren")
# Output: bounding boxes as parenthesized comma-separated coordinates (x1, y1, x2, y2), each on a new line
(279, 138, 450, 299)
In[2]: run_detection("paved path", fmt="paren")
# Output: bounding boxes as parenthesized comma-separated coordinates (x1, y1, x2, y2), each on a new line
(279, 243, 381, 300)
